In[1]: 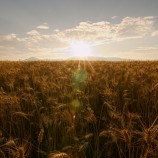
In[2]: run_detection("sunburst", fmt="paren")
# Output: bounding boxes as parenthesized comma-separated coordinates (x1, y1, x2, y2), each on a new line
(70, 41, 92, 57)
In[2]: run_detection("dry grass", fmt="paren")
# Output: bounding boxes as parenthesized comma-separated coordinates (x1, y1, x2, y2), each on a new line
(0, 60, 158, 157)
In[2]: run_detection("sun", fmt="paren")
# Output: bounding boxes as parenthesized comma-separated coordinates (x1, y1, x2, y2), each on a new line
(70, 41, 92, 57)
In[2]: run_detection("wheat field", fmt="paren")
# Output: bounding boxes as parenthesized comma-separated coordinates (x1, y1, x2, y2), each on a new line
(0, 61, 158, 158)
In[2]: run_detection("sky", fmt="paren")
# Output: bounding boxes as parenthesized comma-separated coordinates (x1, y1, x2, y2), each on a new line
(0, 0, 158, 60)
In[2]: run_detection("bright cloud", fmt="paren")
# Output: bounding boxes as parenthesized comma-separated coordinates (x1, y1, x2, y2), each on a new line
(56, 16, 155, 44)
(151, 30, 158, 37)
(36, 23, 49, 29)
(111, 16, 117, 19)
(26, 30, 51, 43)
(136, 46, 158, 51)
(3, 33, 17, 41)
(0, 16, 158, 60)
(27, 30, 40, 36)
(54, 29, 60, 33)
(117, 16, 155, 39)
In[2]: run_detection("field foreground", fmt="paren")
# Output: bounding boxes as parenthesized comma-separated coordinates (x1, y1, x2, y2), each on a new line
(0, 61, 158, 158)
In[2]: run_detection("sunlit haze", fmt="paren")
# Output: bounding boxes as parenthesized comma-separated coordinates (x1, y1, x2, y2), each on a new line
(70, 41, 92, 57)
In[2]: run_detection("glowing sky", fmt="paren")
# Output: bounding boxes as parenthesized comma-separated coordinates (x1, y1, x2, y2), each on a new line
(0, 0, 158, 60)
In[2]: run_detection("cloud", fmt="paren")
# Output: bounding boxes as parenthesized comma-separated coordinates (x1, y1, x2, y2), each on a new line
(111, 16, 117, 19)
(0, 29, 67, 60)
(151, 30, 158, 36)
(27, 30, 40, 36)
(3, 33, 17, 41)
(54, 29, 60, 32)
(26, 30, 50, 43)
(116, 16, 155, 39)
(0, 16, 157, 60)
(55, 21, 116, 44)
(136, 46, 158, 51)
(36, 23, 49, 29)
(56, 16, 155, 45)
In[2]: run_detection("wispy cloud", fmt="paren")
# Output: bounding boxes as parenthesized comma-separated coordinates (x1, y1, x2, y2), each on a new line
(116, 16, 155, 39)
(56, 16, 155, 44)
(55, 21, 115, 44)
(26, 30, 50, 43)
(136, 46, 158, 51)
(27, 30, 40, 36)
(36, 23, 49, 29)
(0, 28, 67, 60)
(54, 29, 60, 32)
(0, 16, 158, 60)
(3, 33, 17, 41)
(111, 16, 117, 19)
(151, 30, 158, 37)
